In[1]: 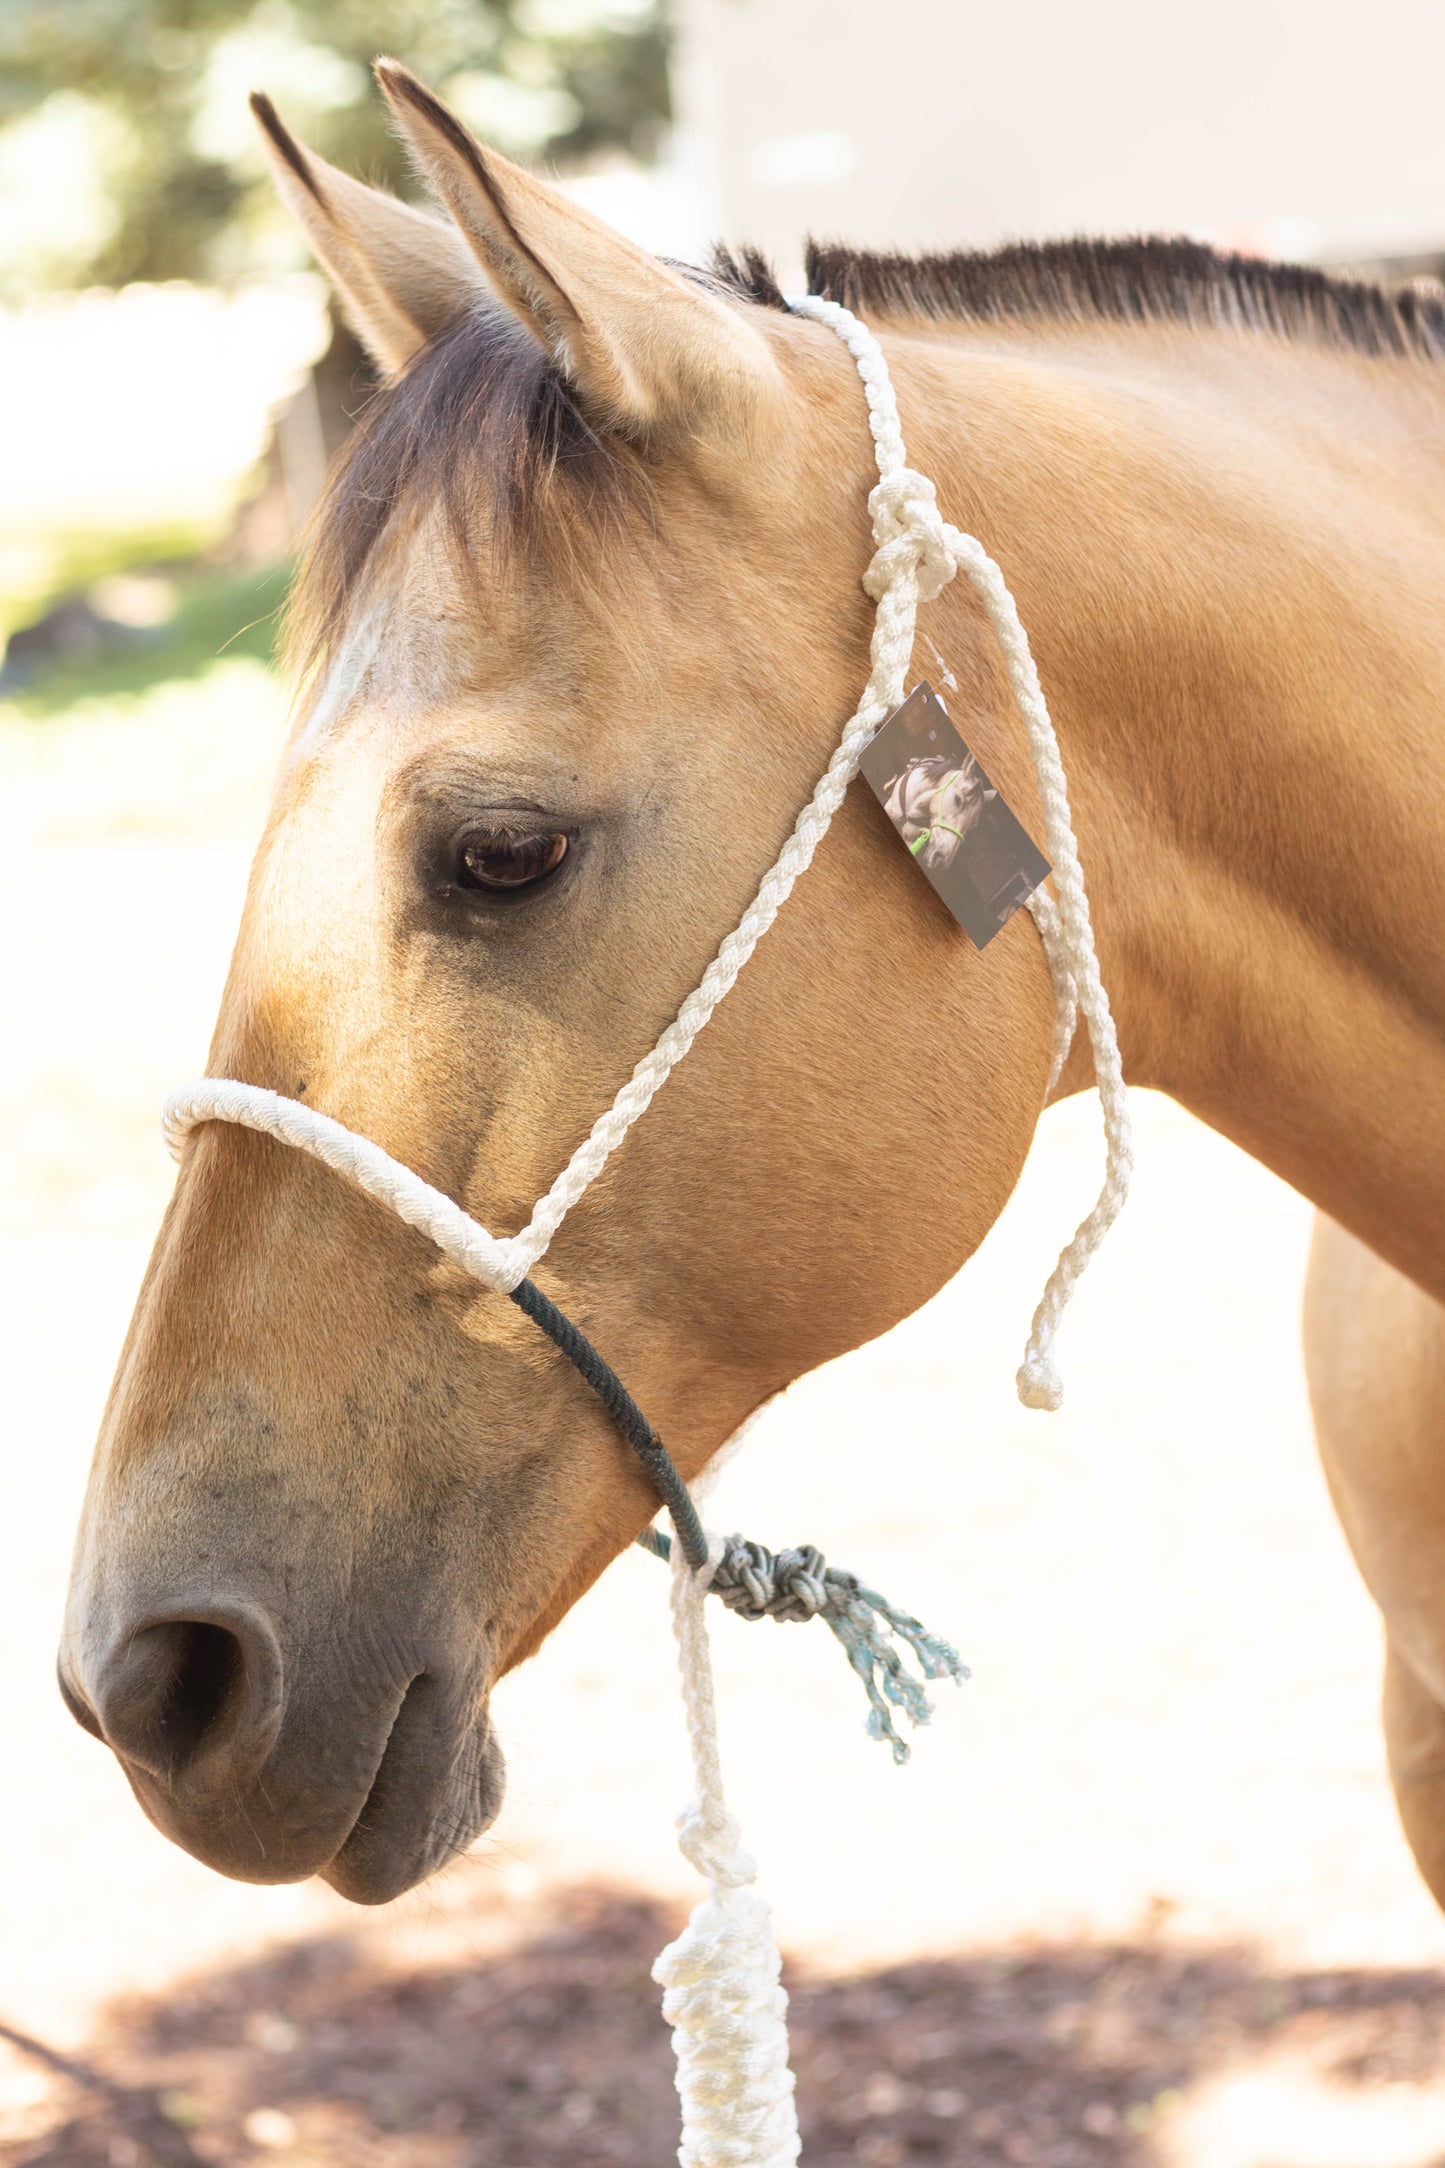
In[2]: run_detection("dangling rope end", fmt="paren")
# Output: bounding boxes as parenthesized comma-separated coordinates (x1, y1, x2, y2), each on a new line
(1017, 1350, 1065, 1412)
(867, 1707, 914, 1766)
(653, 1882, 801, 2168)
(664, 1518, 802, 2166)
(642, 1526, 968, 1759)
(824, 1570, 969, 1760)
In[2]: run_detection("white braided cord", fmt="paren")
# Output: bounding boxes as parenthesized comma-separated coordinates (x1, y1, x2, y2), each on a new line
(786, 298, 1132, 1408)
(164, 1078, 526, 1291)
(943, 525, 1132, 1406)
(1027, 885, 1078, 1096)
(653, 1436, 800, 2166)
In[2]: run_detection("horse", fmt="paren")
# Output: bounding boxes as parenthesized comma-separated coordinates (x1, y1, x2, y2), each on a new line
(59, 60, 1445, 1916)
(883, 752, 996, 872)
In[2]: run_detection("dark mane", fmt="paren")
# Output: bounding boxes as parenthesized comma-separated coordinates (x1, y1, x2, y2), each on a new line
(290, 234, 1444, 681)
(713, 235, 1445, 363)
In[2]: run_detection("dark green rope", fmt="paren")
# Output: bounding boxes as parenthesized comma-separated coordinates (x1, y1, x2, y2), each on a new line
(508, 1277, 708, 1568)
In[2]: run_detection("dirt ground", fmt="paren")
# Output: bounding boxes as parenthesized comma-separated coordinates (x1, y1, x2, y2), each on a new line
(5, 660, 1445, 2168)
(13, 1880, 1445, 2168)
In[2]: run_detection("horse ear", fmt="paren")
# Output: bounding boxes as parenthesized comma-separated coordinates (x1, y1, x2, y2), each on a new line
(251, 92, 485, 379)
(373, 58, 781, 444)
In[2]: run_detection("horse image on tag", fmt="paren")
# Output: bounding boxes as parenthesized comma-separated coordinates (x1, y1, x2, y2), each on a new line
(860, 682, 1051, 948)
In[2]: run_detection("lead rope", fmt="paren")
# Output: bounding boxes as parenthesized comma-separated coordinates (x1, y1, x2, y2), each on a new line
(162, 298, 1131, 2167)
(653, 1427, 801, 2168)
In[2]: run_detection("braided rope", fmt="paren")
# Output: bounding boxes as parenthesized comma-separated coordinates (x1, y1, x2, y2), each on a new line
(786, 297, 1132, 1408)
(654, 1530, 801, 2165)
(162, 1078, 525, 1290)
(508, 1276, 710, 1568)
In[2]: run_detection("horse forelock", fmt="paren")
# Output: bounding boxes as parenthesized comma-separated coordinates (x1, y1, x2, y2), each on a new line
(283, 301, 655, 695)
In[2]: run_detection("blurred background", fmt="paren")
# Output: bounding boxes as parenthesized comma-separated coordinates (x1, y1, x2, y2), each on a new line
(5, 4, 1445, 2164)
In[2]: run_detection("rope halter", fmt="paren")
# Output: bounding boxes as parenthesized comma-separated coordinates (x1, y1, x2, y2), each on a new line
(161, 295, 1133, 2168)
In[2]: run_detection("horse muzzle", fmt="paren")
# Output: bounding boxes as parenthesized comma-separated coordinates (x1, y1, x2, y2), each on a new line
(58, 1591, 505, 1904)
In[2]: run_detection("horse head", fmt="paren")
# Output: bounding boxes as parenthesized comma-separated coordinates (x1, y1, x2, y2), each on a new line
(919, 754, 997, 871)
(60, 64, 1056, 1903)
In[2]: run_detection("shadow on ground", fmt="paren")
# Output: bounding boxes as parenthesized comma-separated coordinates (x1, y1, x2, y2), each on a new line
(4, 1882, 1445, 2168)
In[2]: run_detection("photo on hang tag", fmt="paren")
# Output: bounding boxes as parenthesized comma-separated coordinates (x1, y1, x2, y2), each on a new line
(860, 681, 1051, 948)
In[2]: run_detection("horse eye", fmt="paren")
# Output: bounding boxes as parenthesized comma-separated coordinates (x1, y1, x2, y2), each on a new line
(457, 827, 568, 891)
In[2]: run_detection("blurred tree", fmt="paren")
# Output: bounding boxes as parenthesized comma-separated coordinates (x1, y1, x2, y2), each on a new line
(0, 0, 670, 294)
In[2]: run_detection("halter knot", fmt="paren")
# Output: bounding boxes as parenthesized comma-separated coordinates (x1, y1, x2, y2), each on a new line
(712, 1539, 830, 1623)
(864, 466, 959, 605)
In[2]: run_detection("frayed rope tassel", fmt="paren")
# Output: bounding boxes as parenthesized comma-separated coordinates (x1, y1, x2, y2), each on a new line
(640, 1527, 969, 1764)
(653, 1533, 802, 2168)
(709, 1538, 967, 1765)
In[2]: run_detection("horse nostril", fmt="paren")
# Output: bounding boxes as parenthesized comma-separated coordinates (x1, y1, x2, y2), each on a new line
(158, 1620, 245, 1763)
(81, 1605, 284, 1786)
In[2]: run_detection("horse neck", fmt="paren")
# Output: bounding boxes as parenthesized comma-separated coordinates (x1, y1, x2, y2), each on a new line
(896, 319, 1445, 1302)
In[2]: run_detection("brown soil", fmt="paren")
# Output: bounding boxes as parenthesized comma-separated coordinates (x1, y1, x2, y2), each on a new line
(5, 1881, 1445, 2168)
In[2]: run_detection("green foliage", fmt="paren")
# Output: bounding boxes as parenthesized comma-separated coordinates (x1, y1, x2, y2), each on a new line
(2, 561, 289, 715)
(0, 0, 669, 290)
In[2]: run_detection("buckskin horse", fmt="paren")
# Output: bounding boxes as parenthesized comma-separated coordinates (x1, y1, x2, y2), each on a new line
(60, 62, 1445, 1918)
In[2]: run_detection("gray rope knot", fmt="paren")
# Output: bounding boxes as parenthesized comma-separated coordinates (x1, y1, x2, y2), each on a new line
(640, 1525, 970, 1765)
(712, 1538, 830, 1623)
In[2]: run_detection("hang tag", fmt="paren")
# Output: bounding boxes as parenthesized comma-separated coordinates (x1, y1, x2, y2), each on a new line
(859, 682, 1051, 948)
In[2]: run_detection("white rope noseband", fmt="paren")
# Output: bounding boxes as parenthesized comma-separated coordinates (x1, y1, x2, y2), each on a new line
(163, 298, 1133, 2167)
